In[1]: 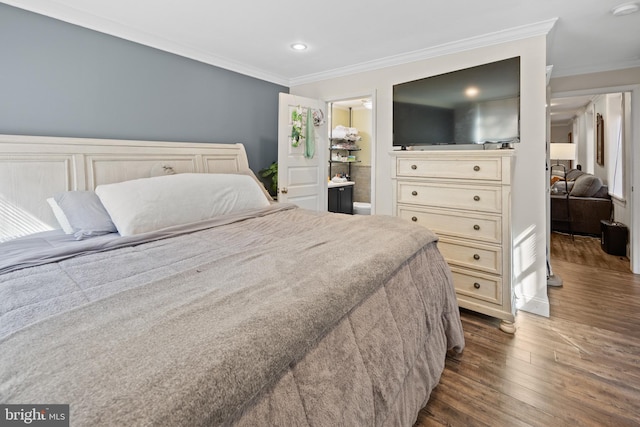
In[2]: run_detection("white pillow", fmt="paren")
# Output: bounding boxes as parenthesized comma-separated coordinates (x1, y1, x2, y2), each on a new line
(95, 173, 270, 236)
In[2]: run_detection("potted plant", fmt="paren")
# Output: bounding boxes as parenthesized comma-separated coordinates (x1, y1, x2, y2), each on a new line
(259, 161, 278, 198)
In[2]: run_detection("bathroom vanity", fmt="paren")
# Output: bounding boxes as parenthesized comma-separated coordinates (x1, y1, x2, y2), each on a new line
(328, 181, 354, 214)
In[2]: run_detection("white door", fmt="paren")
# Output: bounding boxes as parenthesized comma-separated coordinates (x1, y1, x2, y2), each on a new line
(277, 93, 328, 211)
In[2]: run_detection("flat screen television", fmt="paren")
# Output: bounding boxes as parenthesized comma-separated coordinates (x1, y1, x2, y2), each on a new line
(393, 57, 520, 149)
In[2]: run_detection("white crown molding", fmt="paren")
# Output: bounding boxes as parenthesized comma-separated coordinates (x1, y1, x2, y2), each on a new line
(6, 1, 558, 88)
(289, 18, 558, 87)
(3, 0, 291, 86)
(549, 59, 640, 79)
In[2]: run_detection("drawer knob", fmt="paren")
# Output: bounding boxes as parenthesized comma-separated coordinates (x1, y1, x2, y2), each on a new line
(411, 216, 418, 222)
(473, 282, 481, 289)
(411, 190, 418, 196)
(473, 224, 480, 231)
(473, 165, 480, 171)
(473, 254, 480, 260)
(473, 195, 480, 201)
(411, 164, 417, 170)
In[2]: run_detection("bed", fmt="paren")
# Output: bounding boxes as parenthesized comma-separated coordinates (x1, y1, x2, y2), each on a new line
(0, 134, 464, 426)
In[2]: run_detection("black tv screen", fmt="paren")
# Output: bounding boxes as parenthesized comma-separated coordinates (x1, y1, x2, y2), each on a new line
(393, 57, 520, 147)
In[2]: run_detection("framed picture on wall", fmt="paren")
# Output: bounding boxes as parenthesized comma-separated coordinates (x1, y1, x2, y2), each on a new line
(596, 113, 604, 166)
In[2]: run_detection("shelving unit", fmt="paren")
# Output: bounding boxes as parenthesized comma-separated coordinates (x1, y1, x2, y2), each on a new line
(329, 140, 360, 179)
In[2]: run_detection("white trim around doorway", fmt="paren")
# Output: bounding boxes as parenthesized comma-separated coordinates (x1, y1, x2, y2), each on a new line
(552, 84, 640, 273)
(327, 90, 377, 215)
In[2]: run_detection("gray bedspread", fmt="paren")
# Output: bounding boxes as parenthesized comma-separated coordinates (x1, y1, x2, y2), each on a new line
(0, 205, 292, 275)
(0, 205, 464, 426)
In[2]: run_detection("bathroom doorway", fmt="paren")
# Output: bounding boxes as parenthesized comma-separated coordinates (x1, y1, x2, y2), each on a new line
(328, 96, 375, 214)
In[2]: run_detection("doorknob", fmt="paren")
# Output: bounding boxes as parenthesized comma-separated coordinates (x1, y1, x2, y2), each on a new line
(280, 187, 288, 194)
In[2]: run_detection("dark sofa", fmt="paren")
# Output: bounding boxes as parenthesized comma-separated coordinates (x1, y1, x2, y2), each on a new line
(550, 169, 612, 236)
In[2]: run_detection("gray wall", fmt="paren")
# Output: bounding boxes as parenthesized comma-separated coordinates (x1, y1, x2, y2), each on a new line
(0, 4, 287, 172)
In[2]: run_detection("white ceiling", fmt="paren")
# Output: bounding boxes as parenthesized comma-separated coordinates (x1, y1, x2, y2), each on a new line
(549, 95, 594, 126)
(4, 0, 640, 89)
(4, 0, 639, 126)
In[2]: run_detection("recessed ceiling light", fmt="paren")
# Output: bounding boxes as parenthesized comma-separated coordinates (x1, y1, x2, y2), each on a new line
(611, 2, 639, 16)
(291, 43, 307, 51)
(465, 86, 479, 97)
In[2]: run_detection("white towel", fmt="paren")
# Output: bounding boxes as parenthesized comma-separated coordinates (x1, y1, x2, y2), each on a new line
(332, 125, 359, 140)
(331, 126, 348, 139)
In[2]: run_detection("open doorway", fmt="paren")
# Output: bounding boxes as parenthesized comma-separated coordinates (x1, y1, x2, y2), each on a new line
(549, 89, 635, 272)
(328, 96, 375, 215)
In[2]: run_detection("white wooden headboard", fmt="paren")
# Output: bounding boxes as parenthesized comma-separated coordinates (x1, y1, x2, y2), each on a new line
(0, 134, 251, 241)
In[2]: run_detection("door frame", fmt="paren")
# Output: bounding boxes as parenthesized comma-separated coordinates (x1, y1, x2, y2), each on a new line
(326, 90, 377, 214)
(550, 83, 640, 273)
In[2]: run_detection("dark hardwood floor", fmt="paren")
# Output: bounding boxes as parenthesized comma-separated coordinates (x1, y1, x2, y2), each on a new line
(416, 232, 640, 426)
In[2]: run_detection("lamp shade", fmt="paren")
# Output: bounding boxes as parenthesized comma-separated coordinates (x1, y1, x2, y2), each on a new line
(550, 143, 576, 160)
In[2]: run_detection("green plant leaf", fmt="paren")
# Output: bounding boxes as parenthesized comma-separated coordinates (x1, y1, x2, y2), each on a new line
(259, 162, 278, 196)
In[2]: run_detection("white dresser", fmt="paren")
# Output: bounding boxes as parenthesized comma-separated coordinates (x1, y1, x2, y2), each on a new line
(391, 149, 515, 333)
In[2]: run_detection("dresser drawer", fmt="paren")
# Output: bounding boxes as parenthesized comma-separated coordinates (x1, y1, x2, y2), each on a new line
(450, 267, 502, 305)
(398, 206, 501, 243)
(396, 157, 502, 180)
(438, 237, 502, 275)
(397, 181, 502, 213)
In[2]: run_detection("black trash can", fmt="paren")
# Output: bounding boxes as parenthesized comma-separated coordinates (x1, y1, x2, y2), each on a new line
(600, 220, 628, 256)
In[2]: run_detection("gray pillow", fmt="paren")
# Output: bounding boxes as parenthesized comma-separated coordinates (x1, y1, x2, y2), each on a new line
(53, 191, 117, 240)
(551, 180, 574, 194)
(570, 174, 603, 197)
(565, 169, 585, 181)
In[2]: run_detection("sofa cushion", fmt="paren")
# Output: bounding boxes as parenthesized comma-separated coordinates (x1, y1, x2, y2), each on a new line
(592, 184, 609, 199)
(570, 174, 603, 197)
